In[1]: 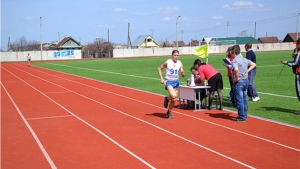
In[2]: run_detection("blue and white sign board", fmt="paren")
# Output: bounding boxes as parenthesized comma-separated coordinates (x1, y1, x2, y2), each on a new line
(54, 50, 75, 58)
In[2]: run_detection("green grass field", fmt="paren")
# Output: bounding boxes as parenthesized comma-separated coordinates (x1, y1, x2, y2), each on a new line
(34, 50, 300, 126)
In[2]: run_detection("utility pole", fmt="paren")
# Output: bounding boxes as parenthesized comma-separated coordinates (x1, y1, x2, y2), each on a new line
(40, 17, 43, 60)
(7, 37, 10, 51)
(254, 22, 256, 39)
(297, 13, 300, 40)
(127, 23, 132, 49)
(227, 21, 230, 37)
(96, 37, 99, 58)
(108, 29, 110, 58)
(176, 15, 180, 49)
(181, 30, 184, 41)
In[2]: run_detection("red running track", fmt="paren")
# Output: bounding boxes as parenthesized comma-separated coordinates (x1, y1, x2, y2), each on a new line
(1, 62, 300, 169)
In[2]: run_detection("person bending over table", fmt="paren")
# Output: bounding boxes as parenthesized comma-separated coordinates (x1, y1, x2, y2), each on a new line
(198, 60, 223, 110)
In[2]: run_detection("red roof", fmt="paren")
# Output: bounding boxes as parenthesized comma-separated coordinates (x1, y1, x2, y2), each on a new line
(55, 37, 70, 48)
(53, 36, 81, 49)
(283, 33, 300, 42)
(172, 41, 185, 47)
(185, 39, 199, 46)
(258, 37, 279, 43)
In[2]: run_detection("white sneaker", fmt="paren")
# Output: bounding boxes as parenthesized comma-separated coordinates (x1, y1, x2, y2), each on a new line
(252, 97, 260, 102)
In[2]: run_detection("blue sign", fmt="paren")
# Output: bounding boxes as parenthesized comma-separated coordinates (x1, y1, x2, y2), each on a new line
(54, 50, 75, 58)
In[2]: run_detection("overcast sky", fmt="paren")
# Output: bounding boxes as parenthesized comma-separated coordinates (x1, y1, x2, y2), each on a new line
(1, 0, 300, 50)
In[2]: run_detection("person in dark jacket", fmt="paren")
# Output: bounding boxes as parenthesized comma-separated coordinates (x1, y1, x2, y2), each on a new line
(245, 43, 260, 102)
(281, 38, 300, 115)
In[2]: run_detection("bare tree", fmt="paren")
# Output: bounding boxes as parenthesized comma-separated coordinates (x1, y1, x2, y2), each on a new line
(26, 40, 40, 51)
(99, 42, 114, 58)
(83, 37, 115, 58)
(9, 36, 25, 51)
(161, 40, 174, 47)
(238, 30, 248, 37)
(19, 36, 27, 51)
(82, 42, 95, 58)
(8, 36, 40, 51)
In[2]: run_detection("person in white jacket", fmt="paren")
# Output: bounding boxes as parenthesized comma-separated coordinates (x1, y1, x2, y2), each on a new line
(27, 53, 31, 66)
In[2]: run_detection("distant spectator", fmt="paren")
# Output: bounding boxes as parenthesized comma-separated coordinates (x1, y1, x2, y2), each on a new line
(27, 53, 31, 66)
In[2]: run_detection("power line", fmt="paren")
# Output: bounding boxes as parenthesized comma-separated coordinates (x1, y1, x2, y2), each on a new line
(159, 11, 300, 41)
(230, 11, 300, 25)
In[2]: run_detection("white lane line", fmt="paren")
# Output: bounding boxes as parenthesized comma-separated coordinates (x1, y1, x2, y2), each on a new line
(255, 91, 297, 99)
(222, 88, 297, 99)
(26, 115, 73, 120)
(45, 63, 297, 99)
(14, 65, 300, 152)
(2, 67, 156, 169)
(43, 91, 70, 94)
(216, 64, 283, 71)
(46, 63, 159, 80)
(1, 82, 57, 169)
(5, 67, 257, 168)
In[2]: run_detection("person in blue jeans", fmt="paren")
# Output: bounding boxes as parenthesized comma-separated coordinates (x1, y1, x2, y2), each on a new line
(245, 43, 260, 101)
(231, 45, 256, 122)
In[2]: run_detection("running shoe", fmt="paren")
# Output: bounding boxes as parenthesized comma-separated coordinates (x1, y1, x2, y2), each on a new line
(252, 97, 260, 102)
(166, 110, 173, 119)
(164, 96, 169, 108)
(233, 117, 246, 122)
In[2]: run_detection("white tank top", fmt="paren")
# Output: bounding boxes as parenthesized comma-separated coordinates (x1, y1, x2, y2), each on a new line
(165, 59, 182, 80)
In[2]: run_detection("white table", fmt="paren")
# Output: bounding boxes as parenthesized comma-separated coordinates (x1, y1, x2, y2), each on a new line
(179, 85, 211, 112)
